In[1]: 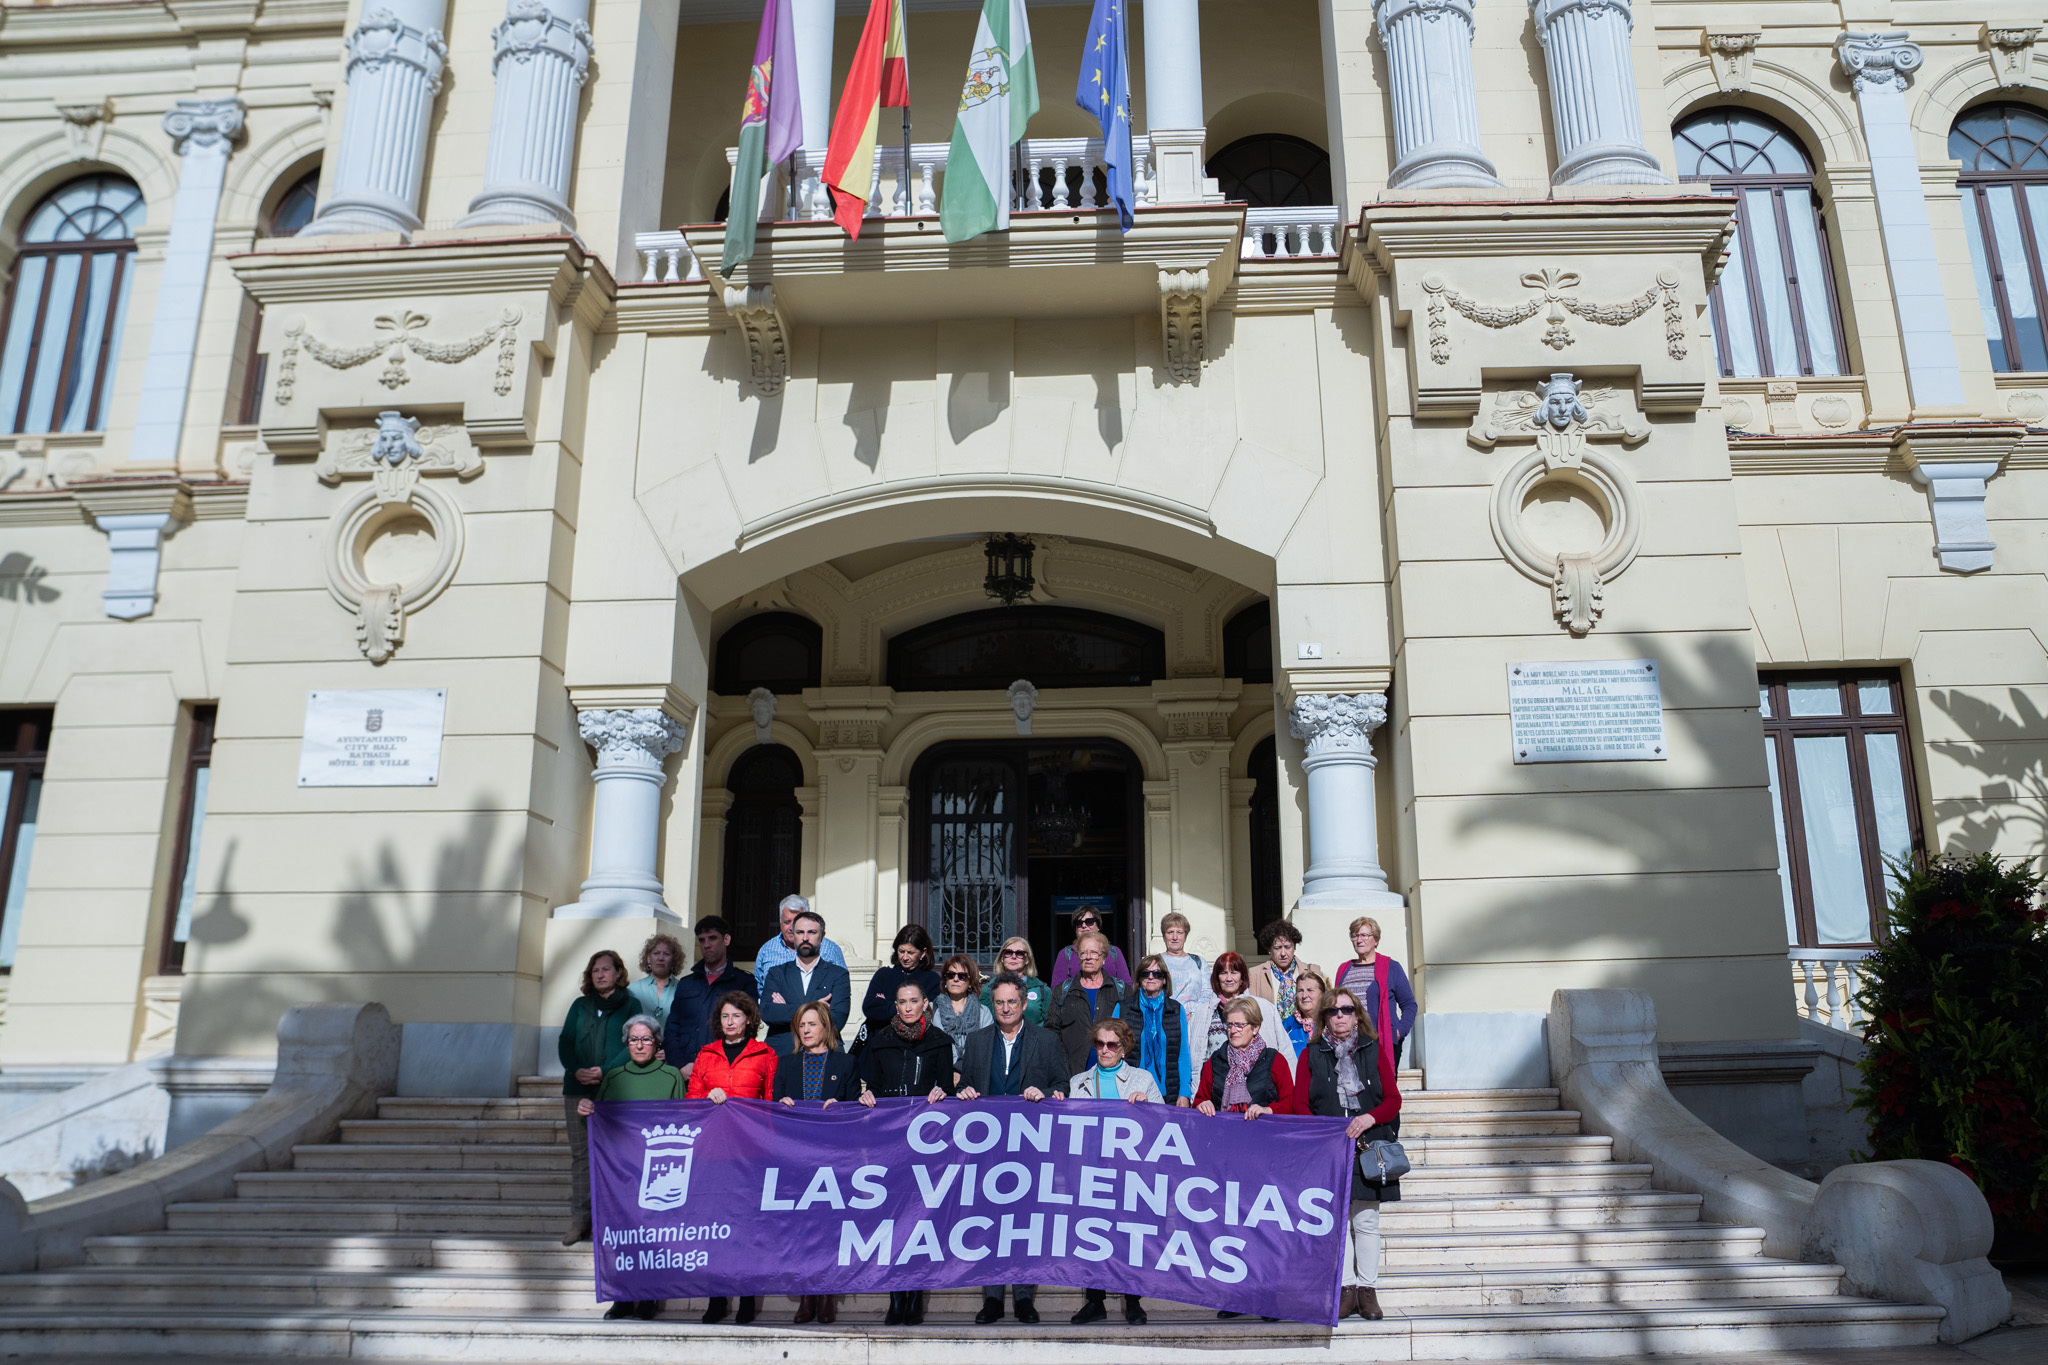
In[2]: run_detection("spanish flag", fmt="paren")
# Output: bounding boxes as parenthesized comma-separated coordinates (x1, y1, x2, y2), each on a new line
(822, 0, 909, 240)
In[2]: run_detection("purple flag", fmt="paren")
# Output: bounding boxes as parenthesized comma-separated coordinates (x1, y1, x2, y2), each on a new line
(760, 0, 803, 165)
(719, 0, 804, 277)
(588, 1098, 1353, 1324)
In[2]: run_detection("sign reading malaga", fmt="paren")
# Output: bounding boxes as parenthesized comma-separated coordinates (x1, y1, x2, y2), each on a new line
(589, 1098, 1354, 1323)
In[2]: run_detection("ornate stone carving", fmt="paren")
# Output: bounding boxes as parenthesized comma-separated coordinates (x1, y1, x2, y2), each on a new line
(1836, 32, 1923, 94)
(1373, 0, 1501, 189)
(301, 4, 448, 236)
(817, 718, 885, 748)
(1987, 26, 2040, 87)
(2006, 389, 2047, 422)
(746, 687, 776, 745)
(1704, 29, 1760, 93)
(1422, 268, 1684, 363)
(1477, 374, 1644, 636)
(58, 99, 112, 161)
(492, 0, 592, 74)
(1159, 268, 1209, 384)
(460, 0, 595, 229)
(276, 308, 523, 404)
(723, 284, 789, 395)
(1161, 708, 1231, 741)
(346, 7, 449, 92)
(1007, 679, 1039, 736)
(1810, 395, 1853, 429)
(162, 99, 245, 154)
(579, 708, 690, 766)
(1289, 692, 1388, 756)
(319, 411, 476, 663)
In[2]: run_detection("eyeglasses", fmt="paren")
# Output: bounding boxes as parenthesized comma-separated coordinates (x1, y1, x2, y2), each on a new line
(1074, 919, 1098, 928)
(1140, 969, 1167, 980)
(1327, 1005, 1358, 1017)
(1094, 1039, 1123, 1052)
(944, 971, 971, 981)
(1225, 1019, 1256, 1030)
(1001, 948, 1027, 957)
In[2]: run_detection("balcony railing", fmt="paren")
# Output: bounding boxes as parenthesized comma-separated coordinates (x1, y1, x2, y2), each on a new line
(1242, 206, 1342, 261)
(1790, 947, 1872, 1033)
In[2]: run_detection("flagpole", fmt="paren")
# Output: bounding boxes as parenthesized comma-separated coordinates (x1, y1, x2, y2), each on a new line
(900, 107, 913, 215)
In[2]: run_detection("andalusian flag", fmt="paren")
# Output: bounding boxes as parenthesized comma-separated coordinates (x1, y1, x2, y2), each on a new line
(939, 0, 1037, 243)
(719, 0, 803, 278)
(822, 0, 910, 240)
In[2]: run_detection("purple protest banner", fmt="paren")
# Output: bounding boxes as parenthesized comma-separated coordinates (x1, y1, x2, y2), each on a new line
(588, 1097, 1353, 1324)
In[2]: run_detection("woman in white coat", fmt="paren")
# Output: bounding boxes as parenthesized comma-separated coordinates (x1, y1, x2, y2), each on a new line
(1067, 1017, 1164, 1101)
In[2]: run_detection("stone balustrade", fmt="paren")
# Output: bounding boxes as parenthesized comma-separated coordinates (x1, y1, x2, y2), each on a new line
(1790, 947, 1872, 1033)
(1242, 206, 1342, 260)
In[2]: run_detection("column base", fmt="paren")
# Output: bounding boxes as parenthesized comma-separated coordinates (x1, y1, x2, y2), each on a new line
(298, 195, 422, 239)
(456, 188, 578, 232)
(551, 897, 679, 923)
(1387, 148, 1503, 191)
(1552, 143, 1673, 187)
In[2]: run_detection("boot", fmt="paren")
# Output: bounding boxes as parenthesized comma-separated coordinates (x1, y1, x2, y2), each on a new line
(975, 1297, 1004, 1325)
(793, 1295, 817, 1324)
(701, 1297, 729, 1324)
(1357, 1287, 1383, 1321)
(561, 1216, 591, 1247)
(1337, 1287, 1358, 1320)
(1070, 1289, 1108, 1325)
(884, 1293, 906, 1326)
(635, 1300, 662, 1320)
(1123, 1295, 1147, 1325)
(904, 1291, 927, 1326)
(817, 1294, 837, 1324)
(603, 1302, 633, 1320)
(735, 1296, 759, 1325)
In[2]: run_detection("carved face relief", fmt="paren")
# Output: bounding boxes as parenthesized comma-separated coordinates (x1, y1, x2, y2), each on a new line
(1538, 373, 1588, 430)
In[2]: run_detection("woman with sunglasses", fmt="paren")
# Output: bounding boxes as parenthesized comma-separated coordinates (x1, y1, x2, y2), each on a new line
(1292, 985, 1402, 1321)
(1065, 1017, 1160, 1328)
(978, 937, 1049, 1025)
(1047, 908, 1133, 990)
(931, 953, 990, 1069)
(1112, 953, 1192, 1104)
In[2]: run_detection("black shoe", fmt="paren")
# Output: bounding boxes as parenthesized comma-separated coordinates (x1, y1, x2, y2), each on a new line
(975, 1298, 1004, 1325)
(701, 1297, 728, 1324)
(904, 1291, 926, 1326)
(1261, 1316, 1279, 1322)
(734, 1297, 759, 1326)
(1014, 1300, 1040, 1324)
(1124, 1296, 1147, 1326)
(1071, 1294, 1108, 1326)
(636, 1300, 662, 1320)
(884, 1293, 905, 1326)
(604, 1302, 633, 1320)
(1217, 1310, 1242, 1319)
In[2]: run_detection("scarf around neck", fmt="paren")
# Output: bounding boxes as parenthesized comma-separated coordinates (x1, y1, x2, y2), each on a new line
(1222, 1040, 1262, 1108)
(892, 1016, 929, 1043)
(1330, 1032, 1364, 1113)
(1137, 992, 1169, 1083)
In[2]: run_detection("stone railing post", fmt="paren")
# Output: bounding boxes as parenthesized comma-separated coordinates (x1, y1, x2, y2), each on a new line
(1143, 0, 1219, 204)
(557, 707, 688, 920)
(458, 0, 594, 229)
(1288, 692, 1404, 908)
(1530, 0, 1669, 185)
(1374, 0, 1501, 190)
(301, 0, 448, 237)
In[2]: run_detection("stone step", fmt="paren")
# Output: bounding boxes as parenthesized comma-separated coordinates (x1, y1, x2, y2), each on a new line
(513, 1070, 1439, 1102)
(1400, 1133, 1614, 1165)
(0, 1258, 1849, 1314)
(1398, 1110, 1583, 1136)
(1378, 1191, 1704, 1230)
(292, 1144, 568, 1172)
(339, 1119, 564, 1145)
(376, 1099, 564, 1120)
(235, 1172, 566, 1202)
(0, 1298, 1944, 1360)
(1395, 1088, 1560, 1113)
(1382, 1223, 1767, 1267)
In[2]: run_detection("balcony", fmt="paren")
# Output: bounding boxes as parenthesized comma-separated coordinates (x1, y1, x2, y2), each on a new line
(1790, 946, 1872, 1033)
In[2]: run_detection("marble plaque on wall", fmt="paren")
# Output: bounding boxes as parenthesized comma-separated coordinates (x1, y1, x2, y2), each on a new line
(1507, 660, 1665, 763)
(298, 688, 446, 786)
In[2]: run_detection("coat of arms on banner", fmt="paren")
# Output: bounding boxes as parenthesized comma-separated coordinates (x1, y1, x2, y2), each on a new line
(638, 1123, 701, 1211)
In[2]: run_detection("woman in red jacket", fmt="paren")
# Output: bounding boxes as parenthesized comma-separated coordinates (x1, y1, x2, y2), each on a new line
(686, 992, 776, 1324)
(1193, 997, 1294, 1118)
(1291, 986, 1402, 1321)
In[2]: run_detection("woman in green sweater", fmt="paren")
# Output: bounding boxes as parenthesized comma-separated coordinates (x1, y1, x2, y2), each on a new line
(557, 950, 638, 1247)
(580, 1014, 685, 1321)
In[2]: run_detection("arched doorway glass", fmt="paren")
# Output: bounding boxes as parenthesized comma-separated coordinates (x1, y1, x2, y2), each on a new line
(720, 744, 802, 960)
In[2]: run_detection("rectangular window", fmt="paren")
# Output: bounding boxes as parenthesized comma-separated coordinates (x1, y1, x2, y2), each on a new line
(159, 705, 216, 976)
(1759, 673, 1922, 946)
(0, 710, 53, 972)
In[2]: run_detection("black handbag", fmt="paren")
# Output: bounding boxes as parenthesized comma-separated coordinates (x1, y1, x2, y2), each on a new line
(1357, 1138, 1410, 1184)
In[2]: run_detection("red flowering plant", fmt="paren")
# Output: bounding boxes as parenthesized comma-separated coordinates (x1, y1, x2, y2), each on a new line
(1852, 852, 2047, 1258)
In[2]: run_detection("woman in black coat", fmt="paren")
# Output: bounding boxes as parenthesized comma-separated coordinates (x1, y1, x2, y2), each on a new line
(856, 978, 954, 1327)
(772, 1002, 865, 1105)
(860, 925, 942, 1037)
(1292, 986, 1402, 1322)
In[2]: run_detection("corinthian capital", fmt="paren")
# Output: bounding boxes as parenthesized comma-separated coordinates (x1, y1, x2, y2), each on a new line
(1288, 692, 1389, 756)
(1836, 32, 1923, 94)
(162, 99, 244, 155)
(578, 708, 689, 766)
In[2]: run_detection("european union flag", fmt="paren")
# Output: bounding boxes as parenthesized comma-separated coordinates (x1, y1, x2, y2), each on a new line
(1076, 0, 1134, 231)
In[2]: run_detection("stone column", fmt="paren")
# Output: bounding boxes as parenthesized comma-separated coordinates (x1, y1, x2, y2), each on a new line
(129, 100, 243, 465)
(1530, 0, 1668, 186)
(459, 0, 595, 229)
(1288, 692, 1404, 909)
(1143, 0, 1218, 204)
(301, 0, 448, 237)
(555, 707, 689, 920)
(792, 0, 834, 150)
(1374, 0, 1500, 190)
(1836, 32, 1967, 412)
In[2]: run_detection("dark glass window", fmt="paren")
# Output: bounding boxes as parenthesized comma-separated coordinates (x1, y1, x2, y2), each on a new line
(237, 169, 320, 425)
(1205, 134, 1332, 207)
(1759, 672, 1922, 947)
(887, 606, 1165, 692)
(721, 744, 803, 960)
(0, 709, 53, 973)
(1246, 736, 1282, 936)
(1952, 103, 2048, 372)
(1222, 600, 1272, 684)
(0, 175, 142, 433)
(1675, 110, 1846, 378)
(713, 612, 823, 695)
(159, 705, 216, 975)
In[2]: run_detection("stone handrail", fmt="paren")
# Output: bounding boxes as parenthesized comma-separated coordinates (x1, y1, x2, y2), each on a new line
(0, 1001, 399, 1271)
(1243, 206, 1342, 260)
(1549, 988, 2008, 1343)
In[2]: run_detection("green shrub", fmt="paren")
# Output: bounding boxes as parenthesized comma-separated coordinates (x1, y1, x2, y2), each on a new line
(1852, 851, 2048, 1256)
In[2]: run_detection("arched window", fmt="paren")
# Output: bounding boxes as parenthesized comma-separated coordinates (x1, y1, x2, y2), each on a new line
(721, 744, 803, 960)
(1205, 134, 1332, 207)
(713, 612, 823, 695)
(1675, 110, 1846, 379)
(886, 606, 1165, 692)
(0, 175, 143, 433)
(1951, 103, 2048, 372)
(237, 169, 321, 424)
(1222, 600, 1272, 684)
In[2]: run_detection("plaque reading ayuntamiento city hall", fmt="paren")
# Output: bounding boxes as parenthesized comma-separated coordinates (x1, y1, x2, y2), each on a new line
(1506, 660, 1665, 764)
(298, 689, 447, 786)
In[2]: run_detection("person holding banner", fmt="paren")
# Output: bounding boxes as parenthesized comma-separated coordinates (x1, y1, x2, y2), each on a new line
(772, 1002, 865, 1107)
(1294, 985, 1403, 1321)
(686, 993, 775, 1324)
(859, 979, 954, 1325)
(980, 937, 1049, 1024)
(578, 1015, 683, 1322)
(956, 973, 1064, 1325)
(1114, 954, 1192, 1103)
(1194, 997, 1295, 1119)
(556, 949, 638, 1247)
(1067, 1015, 1161, 1326)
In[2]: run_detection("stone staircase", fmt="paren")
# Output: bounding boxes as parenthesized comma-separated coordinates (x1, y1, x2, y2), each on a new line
(0, 1073, 1945, 1360)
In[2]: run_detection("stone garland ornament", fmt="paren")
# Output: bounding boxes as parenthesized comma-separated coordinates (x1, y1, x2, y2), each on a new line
(1422, 267, 1685, 364)
(1159, 268, 1210, 384)
(318, 411, 478, 662)
(1471, 373, 1645, 636)
(274, 309, 523, 404)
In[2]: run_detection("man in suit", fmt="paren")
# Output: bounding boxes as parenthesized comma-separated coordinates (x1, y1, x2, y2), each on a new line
(758, 908, 851, 1055)
(956, 973, 1068, 1325)
(663, 915, 759, 1078)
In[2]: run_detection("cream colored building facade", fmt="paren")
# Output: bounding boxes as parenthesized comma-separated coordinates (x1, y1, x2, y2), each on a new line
(0, 0, 2041, 1169)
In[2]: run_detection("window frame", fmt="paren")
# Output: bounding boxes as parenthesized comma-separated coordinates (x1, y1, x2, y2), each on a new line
(1951, 103, 2048, 373)
(157, 704, 216, 976)
(1760, 672, 1923, 948)
(0, 177, 141, 434)
(0, 709, 53, 975)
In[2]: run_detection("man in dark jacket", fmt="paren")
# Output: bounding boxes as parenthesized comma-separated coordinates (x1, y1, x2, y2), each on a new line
(663, 916, 758, 1078)
(1046, 933, 1131, 1075)
(955, 974, 1065, 1325)
(759, 909, 852, 1054)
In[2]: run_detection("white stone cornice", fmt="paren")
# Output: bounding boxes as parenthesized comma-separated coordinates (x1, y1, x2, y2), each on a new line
(1835, 32, 1923, 94)
(1893, 422, 2024, 574)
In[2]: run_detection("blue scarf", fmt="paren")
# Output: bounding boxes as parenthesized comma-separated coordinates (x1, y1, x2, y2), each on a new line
(1095, 1062, 1124, 1095)
(1137, 991, 1169, 1084)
